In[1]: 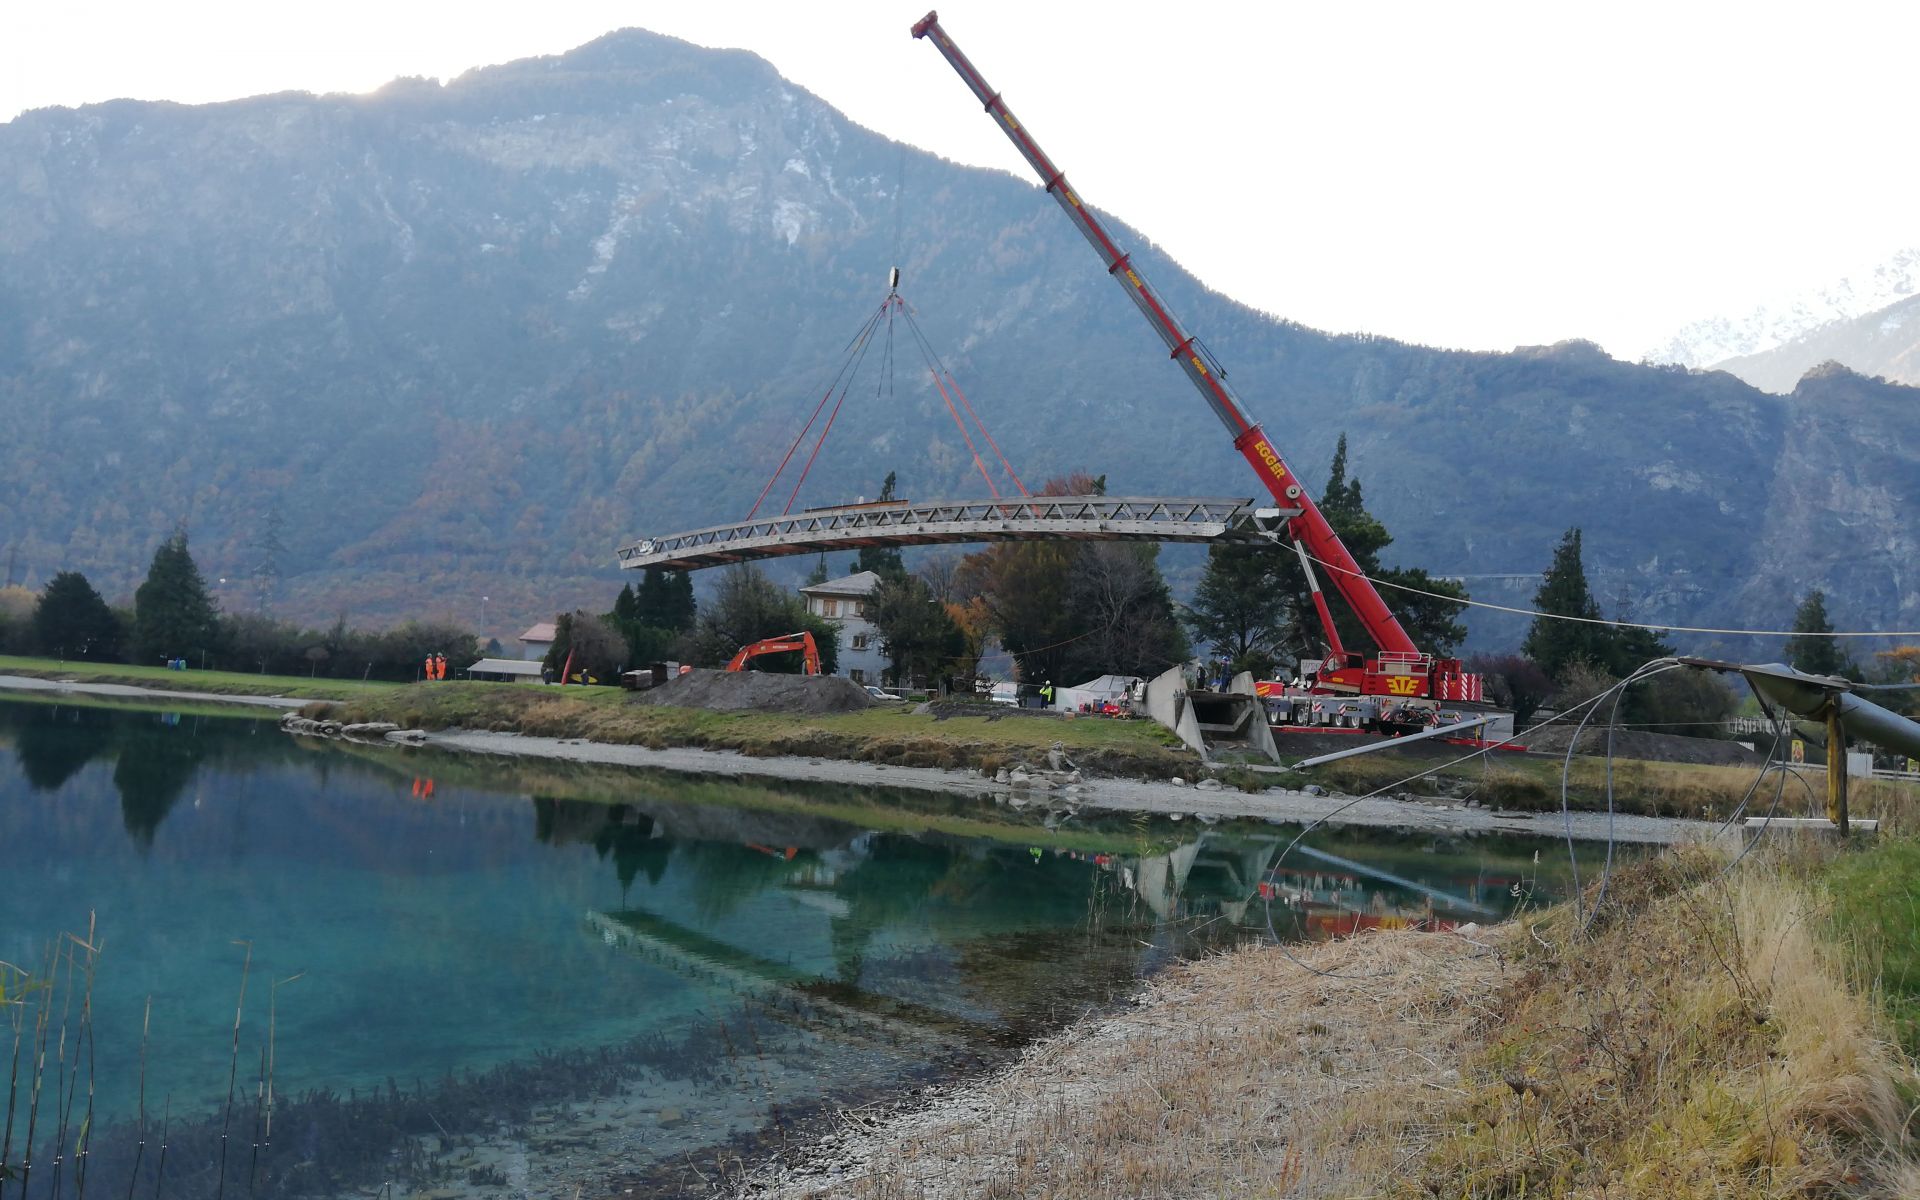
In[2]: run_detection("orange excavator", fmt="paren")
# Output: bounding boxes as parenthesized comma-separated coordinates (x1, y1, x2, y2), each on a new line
(727, 631, 822, 675)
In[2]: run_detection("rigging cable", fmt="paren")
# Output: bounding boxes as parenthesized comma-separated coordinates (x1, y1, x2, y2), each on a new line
(782, 309, 887, 516)
(745, 300, 888, 520)
(898, 303, 1033, 499)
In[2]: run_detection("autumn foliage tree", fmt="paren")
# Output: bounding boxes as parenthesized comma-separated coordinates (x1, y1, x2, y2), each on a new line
(953, 473, 1183, 684)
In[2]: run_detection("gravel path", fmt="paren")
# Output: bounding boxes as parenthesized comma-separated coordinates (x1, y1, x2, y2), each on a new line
(0, 672, 308, 710)
(427, 728, 1714, 845)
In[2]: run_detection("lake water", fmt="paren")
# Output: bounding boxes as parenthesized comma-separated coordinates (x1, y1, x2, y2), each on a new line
(0, 696, 1601, 1197)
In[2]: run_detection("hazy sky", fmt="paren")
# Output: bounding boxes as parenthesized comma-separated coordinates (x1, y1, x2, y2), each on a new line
(4, 1, 1914, 357)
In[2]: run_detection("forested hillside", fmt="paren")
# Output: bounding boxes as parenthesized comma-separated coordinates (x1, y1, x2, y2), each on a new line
(2, 28, 1915, 647)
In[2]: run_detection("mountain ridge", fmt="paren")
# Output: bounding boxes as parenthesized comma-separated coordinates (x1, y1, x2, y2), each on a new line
(2, 28, 1915, 652)
(1709, 293, 1920, 394)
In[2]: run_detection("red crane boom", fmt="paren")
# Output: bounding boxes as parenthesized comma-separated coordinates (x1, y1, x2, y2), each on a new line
(911, 12, 1479, 709)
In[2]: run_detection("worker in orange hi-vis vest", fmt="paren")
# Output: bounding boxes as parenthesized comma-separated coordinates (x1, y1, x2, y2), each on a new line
(423, 654, 434, 681)
(435, 653, 447, 680)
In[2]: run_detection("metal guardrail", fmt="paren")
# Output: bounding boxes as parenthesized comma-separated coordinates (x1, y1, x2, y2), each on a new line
(617, 495, 1295, 571)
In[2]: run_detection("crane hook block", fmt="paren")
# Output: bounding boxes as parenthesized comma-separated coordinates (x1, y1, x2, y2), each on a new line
(890, 266, 901, 289)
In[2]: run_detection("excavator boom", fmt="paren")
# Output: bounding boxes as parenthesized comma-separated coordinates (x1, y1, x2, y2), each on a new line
(727, 631, 823, 676)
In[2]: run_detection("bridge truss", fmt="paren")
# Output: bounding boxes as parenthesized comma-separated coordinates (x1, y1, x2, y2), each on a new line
(617, 495, 1298, 572)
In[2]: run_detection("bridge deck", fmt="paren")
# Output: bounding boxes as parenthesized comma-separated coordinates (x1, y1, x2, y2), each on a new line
(617, 495, 1296, 571)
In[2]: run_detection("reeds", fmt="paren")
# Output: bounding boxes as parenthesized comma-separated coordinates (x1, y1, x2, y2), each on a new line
(1, 918, 101, 1200)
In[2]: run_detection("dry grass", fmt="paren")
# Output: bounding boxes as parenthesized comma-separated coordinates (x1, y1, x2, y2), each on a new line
(1409, 846, 1920, 1199)
(750, 845, 1920, 1200)
(755, 932, 1505, 1199)
(1315, 748, 1920, 828)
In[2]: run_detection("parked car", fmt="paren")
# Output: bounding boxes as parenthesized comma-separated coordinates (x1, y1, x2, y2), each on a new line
(865, 685, 904, 702)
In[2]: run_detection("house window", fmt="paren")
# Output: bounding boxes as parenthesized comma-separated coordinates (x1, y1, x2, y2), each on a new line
(850, 669, 866, 684)
(852, 601, 866, 617)
(822, 598, 839, 617)
(852, 633, 869, 651)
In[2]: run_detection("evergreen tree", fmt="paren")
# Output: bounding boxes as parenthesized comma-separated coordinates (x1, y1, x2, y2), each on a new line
(633, 569, 696, 632)
(613, 583, 638, 623)
(32, 571, 124, 661)
(1372, 566, 1469, 658)
(805, 553, 832, 587)
(1186, 544, 1288, 678)
(1522, 529, 1612, 679)
(1784, 589, 1857, 678)
(133, 532, 219, 663)
(662, 571, 696, 631)
(1279, 434, 1466, 659)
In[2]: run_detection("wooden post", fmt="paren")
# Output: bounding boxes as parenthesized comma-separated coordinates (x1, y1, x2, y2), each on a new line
(1825, 702, 1850, 836)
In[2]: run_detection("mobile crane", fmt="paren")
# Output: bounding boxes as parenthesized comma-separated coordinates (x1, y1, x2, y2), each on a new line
(911, 12, 1480, 724)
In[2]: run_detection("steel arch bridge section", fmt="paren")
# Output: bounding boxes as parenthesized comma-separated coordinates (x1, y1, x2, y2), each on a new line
(615, 495, 1298, 572)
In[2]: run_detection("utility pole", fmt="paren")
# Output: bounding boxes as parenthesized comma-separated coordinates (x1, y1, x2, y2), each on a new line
(1824, 700, 1849, 835)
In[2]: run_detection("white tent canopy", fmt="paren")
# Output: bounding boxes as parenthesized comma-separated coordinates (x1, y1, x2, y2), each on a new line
(1055, 673, 1142, 711)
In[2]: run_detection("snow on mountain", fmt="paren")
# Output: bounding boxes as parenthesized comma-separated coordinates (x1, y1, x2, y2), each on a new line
(1646, 245, 1920, 367)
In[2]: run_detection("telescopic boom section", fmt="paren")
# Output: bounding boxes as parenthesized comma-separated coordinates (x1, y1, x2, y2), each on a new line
(910, 11, 1417, 657)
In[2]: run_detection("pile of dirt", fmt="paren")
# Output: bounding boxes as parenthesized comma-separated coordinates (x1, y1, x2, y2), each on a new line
(923, 699, 1066, 722)
(631, 668, 872, 715)
(1520, 724, 1762, 766)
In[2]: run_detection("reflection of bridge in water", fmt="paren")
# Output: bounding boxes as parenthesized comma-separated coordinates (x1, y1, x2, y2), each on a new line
(1121, 831, 1505, 932)
(617, 495, 1298, 572)
(576, 798, 1517, 1048)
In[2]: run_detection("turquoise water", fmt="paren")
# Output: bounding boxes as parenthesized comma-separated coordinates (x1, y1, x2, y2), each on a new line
(0, 696, 1596, 1197)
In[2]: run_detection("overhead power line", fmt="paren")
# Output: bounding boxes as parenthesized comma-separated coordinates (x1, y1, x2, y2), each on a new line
(1299, 550, 1920, 640)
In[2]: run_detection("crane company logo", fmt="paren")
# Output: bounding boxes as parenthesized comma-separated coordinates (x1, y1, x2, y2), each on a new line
(1251, 439, 1288, 481)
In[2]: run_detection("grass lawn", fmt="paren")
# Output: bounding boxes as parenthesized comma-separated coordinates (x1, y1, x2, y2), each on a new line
(1827, 836, 1920, 1052)
(0, 654, 406, 700)
(310, 681, 1200, 778)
